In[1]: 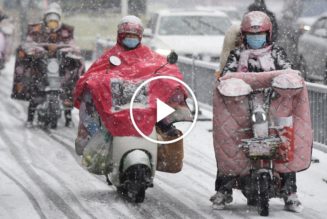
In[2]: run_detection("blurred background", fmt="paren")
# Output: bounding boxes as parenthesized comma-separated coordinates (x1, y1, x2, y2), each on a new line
(0, 0, 326, 77)
(0, 0, 295, 56)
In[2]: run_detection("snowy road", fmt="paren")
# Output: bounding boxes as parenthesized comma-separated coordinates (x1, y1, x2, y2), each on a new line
(1, 58, 327, 219)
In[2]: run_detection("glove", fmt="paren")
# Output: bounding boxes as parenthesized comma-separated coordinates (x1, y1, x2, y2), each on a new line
(48, 44, 58, 55)
(157, 122, 180, 138)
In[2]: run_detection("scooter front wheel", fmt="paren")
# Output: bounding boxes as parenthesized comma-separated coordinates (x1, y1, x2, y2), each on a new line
(257, 173, 270, 216)
(119, 164, 151, 203)
(117, 182, 146, 203)
(134, 188, 145, 203)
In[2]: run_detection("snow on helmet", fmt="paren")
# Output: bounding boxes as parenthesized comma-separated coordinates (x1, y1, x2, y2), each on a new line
(44, 3, 62, 18)
(241, 11, 272, 43)
(117, 15, 144, 46)
(44, 3, 62, 31)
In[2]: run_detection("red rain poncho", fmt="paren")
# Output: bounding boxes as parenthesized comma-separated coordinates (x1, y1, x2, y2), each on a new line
(74, 44, 186, 136)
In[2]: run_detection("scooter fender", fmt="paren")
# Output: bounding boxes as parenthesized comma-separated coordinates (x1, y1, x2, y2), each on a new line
(122, 150, 151, 173)
(108, 128, 157, 186)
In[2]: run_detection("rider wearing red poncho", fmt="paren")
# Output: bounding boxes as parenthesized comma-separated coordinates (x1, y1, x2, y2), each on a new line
(74, 15, 186, 154)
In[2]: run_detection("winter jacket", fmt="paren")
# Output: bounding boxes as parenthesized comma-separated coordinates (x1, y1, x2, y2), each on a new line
(222, 45, 292, 74)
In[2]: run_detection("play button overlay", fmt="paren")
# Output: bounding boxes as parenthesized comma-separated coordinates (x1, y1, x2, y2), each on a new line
(156, 98, 176, 122)
(130, 75, 198, 145)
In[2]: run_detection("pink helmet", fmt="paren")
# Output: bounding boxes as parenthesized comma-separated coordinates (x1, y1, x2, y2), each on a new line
(117, 15, 144, 46)
(241, 11, 272, 42)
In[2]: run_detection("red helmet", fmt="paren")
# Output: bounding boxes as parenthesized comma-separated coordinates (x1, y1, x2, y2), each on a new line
(241, 11, 272, 42)
(117, 15, 144, 46)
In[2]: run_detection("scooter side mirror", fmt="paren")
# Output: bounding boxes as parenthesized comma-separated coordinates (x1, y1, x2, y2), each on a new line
(154, 51, 178, 74)
(167, 51, 178, 64)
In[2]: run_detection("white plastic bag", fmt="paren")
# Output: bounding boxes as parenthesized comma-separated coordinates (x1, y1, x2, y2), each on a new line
(82, 130, 113, 175)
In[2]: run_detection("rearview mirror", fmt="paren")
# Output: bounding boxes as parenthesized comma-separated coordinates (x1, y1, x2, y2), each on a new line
(167, 51, 178, 64)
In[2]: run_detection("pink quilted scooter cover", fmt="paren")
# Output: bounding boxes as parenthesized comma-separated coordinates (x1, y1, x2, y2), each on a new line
(213, 70, 313, 176)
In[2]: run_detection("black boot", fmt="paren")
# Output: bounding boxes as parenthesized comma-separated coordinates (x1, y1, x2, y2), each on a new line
(26, 101, 37, 127)
(280, 172, 297, 195)
(64, 110, 72, 127)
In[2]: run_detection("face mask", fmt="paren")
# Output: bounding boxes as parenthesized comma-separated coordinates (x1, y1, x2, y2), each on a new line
(47, 20, 59, 30)
(122, 37, 140, 49)
(246, 34, 267, 49)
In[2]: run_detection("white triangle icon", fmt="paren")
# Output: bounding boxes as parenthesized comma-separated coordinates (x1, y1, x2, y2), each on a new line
(156, 99, 176, 122)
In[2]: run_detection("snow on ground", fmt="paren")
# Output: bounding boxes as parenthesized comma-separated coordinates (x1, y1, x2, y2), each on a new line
(0, 57, 327, 219)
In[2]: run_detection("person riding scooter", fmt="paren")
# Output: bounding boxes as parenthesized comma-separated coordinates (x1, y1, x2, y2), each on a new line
(211, 11, 304, 213)
(11, 3, 84, 128)
(74, 15, 191, 202)
(75, 15, 183, 153)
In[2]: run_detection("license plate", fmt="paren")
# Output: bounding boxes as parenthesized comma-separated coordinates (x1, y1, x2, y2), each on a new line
(242, 137, 281, 157)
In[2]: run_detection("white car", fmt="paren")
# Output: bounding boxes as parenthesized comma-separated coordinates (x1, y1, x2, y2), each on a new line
(298, 13, 327, 83)
(196, 6, 242, 25)
(143, 9, 232, 63)
(296, 0, 327, 33)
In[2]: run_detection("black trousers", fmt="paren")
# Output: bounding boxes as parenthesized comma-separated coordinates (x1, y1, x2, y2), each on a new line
(215, 171, 297, 195)
(28, 99, 72, 124)
(27, 99, 39, 122)
(64, 109, 72, 125)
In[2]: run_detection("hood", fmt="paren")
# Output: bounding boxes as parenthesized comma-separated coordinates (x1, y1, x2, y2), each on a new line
(151, 35, 224, 57)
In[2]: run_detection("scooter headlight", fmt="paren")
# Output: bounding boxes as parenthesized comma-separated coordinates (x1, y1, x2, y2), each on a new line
(47, 60, 59, 74)
(251, 111, 267, 124)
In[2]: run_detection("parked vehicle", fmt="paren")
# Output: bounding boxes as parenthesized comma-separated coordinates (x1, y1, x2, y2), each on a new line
(297, 0, 327, 34)
(298, 13, 327, 83)
(93, 36, 115, 59)
(196, 6, 242, 25)
(144, 9, 232, 62)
